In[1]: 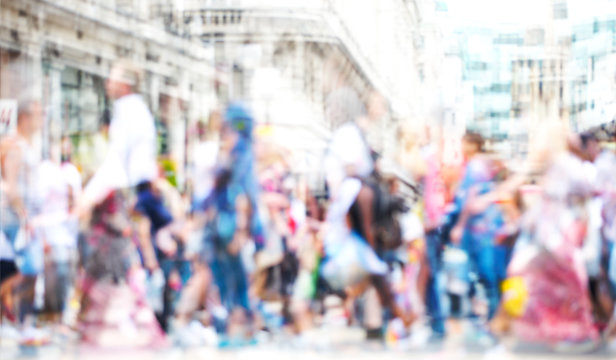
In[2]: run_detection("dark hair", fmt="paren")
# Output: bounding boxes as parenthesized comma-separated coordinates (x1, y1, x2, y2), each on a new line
(463, 131, 485, 152)
(136, 181, 153, 193)
(100, 108, 111, 128)
(580, 132, 598, 149)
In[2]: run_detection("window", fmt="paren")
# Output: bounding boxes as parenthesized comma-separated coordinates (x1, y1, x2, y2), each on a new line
(469, 61, 487, 71)
(553, 2, 568, 20)
(60, 68, 107, 135)
(489, 83, 511, 93)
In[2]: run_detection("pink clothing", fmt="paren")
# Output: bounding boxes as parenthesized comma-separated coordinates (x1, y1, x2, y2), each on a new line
(421, 145, 446, 227)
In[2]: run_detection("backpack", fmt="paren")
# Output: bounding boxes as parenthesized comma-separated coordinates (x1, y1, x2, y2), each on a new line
(365, 176, 408, 251)
(342, 122, 407, 251)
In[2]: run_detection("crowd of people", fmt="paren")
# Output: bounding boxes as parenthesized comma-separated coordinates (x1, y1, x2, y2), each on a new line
(1, 58, 616, 354)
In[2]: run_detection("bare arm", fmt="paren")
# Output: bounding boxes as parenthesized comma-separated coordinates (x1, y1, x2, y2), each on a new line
(356, 185, 376, 248)
(136, 214, 159, 271)
(467, 173, 528, 215)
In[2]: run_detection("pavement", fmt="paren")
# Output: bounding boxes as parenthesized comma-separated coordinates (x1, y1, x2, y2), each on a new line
(2, 318, 616, 360)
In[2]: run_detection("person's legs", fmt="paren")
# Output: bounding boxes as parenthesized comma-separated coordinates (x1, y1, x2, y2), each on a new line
(174, 263, 211, 327)
(425, 230, 445, 335)
(0, 260, 18, 285)
(10, 230, 44, 326)
(0, 226, 19, 284)
(493, 244, 512, 287)
(211, 255, 229, 310)
(224, 255, 253, 340)
(15, 275, 36, 324)
(43, 261, 60, 317)
(178, 260, 192, 286)
(369, 274, 416, 326)
(609, 242, 616, 300)
(476, 244, 499, 321)
(159, 258, 174, 331)
(363, 287, 383, 339)
(229, 255, 250, 313)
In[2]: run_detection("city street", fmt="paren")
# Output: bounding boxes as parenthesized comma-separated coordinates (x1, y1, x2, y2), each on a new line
(3, 0, 616, 358)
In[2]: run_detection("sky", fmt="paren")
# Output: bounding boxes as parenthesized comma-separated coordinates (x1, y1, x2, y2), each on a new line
(443, 0, 549, 28)
(442, 0, 616, 30)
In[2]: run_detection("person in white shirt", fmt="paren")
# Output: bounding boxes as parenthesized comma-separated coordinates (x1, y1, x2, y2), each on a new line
(75, 59, 164, 347)
(323, 88, 373, 200)
(321, 88, 415, 336)
(81, 59, 157, 207)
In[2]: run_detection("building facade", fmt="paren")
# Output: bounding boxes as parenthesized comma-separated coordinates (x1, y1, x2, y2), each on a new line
(152, 0, 438, 187)
(0, 0, 216, 187)
(436, 0, 616, 150)
(1, 0, 444, 190)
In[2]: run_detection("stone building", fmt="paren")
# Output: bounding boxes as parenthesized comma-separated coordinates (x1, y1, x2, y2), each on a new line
(1, 0, 441, 190)
(0, 0, 215, 187)
(152, 0, 438, 188)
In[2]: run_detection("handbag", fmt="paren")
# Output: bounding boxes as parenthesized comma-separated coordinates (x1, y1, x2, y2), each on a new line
(320, 231, 387, 291)
(14, 226, 44, 276)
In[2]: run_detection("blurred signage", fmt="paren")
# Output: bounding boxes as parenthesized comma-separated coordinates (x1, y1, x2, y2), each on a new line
(255, 124, 275, 137)
(0, 99, 17, 135)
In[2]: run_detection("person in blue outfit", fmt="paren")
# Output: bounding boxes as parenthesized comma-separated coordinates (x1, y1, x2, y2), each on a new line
(202, 102, 264, 345)
(450, 132, 504, 324)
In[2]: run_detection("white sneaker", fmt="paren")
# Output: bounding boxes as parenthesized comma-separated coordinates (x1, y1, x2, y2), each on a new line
(19, 326, 50, 347)
(0, 323, 20, 340)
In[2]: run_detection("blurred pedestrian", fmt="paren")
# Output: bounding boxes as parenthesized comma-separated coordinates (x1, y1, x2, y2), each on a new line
(321, 88, 415, 339)
(504, 128, 600, 351)
(37, 138, 80, 327)
(579, 132, 616, 331)
(398, 123, 447, 341)
(76, 58, 164, 348)
(184, 103, 264, 347)
(0, 98, 46, 344)
(449, 131, 504, 344)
